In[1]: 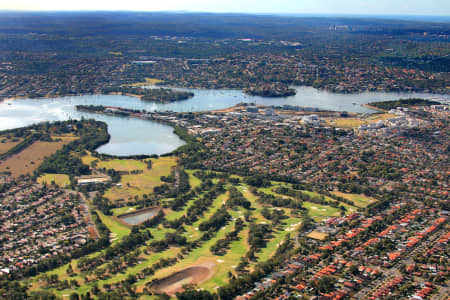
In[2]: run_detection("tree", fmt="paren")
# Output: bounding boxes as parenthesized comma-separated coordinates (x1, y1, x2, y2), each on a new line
(316, 276, 336, 293)
(70, 292, 80, 300)
(66, 264, 74, 276)
(176, 289, 217, 300)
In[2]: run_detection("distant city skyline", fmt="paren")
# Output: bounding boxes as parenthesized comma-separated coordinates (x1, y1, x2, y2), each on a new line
(1, 0, 450, 16)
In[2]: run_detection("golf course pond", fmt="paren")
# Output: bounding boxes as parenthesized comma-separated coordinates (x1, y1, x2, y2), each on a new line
(118, 207, 161, 226)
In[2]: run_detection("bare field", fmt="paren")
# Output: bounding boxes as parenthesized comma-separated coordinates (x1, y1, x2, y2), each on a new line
(0, 137, 76, 177)
(0, 137, 23, 154)
(307, 231, 328, 240)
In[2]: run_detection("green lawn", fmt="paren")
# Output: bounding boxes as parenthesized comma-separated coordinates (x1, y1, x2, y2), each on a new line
(302, 202, 341, 221)
(186, 169, 202, 189)
(97, 211, 131, 242)
(165, 195, 200, 221)
(81, 155, 177, 202)
(201, 227, 249, 290)
(37, 173, 70, 188)
(332, 191, 378, 208)
(256, 216, 302, 263)
(300, 190, 357, 213)
(112, 206, 137, 216)
(183, 192, 229, 240)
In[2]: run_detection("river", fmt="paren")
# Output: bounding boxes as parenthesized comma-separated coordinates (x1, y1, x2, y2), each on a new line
(0, 86, 447, 156)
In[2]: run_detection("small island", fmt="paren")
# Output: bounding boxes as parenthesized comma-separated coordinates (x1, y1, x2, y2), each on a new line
(102, 86, 194, 102)
(244, 84, 296, 97)
(367, 98, 441, 110)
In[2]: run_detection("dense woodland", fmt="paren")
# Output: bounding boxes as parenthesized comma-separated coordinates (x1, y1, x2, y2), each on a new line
(37, 120, 110, 177)
(101, 87, 194, 102)
(368, 98, 441, 110)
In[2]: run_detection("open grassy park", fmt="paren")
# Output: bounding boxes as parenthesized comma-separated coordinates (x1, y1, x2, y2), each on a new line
(326, 113, 397, 129)
(27, 163, 360, 299)
(332, 191, 378, 208)
(82, 153, 177, 202)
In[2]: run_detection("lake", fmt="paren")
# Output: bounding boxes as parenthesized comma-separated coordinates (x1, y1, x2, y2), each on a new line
(118, 208, 160, 226)
(0, 86, 448, 156)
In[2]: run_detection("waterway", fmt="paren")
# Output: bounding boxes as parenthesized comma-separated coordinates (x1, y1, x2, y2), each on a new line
(0, 86, 447, 156)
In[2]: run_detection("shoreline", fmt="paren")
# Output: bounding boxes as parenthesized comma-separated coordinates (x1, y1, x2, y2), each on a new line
(2, 84, 449, 103)
(117, 207, 160, 219)
(361, 104, 387, 112)
(76, 106, 190, 158)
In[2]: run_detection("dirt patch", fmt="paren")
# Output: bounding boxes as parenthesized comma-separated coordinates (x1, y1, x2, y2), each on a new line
(306, 231, 328, 240)
(151, 262, 215, 296)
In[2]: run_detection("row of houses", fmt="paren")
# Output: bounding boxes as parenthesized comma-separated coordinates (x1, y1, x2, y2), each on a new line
(0, 176, 91, 275)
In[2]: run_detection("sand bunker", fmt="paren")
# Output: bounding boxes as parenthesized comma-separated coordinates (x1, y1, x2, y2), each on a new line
(151, 263, 215, 295)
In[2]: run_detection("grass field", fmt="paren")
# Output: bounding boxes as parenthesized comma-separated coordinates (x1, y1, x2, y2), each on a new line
(164, 196, 198, 221)
(258, 187, 355, 220)
(0, 136, 77, 177)
(124, 77, 163, 87)
(80, 152, 98, 166)
(300, 189, 357, 214)
(97, 211, 131, 243)
(331, 191, 378, 208)
(186, 169, 202, 189)
(82, 155, 178, 202)
(112, 206, 137, 216)
(0, 137, 23, 154)
(256, 217, 302, 263)
(327, 113, 397, 128)
(37, 173, 70, 188)
(302, 202, 342, 221)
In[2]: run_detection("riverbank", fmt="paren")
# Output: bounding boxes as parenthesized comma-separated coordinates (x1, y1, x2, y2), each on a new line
(361, 104, 387, 112)
(76, 105, 193, 157)
(3, 83, 448, 104)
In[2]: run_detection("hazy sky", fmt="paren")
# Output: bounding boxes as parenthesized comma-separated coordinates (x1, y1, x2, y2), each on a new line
(1, 0, 449, 16)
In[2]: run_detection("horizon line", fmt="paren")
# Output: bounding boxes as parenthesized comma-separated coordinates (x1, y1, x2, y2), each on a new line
(0, 9, 449, 19)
